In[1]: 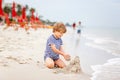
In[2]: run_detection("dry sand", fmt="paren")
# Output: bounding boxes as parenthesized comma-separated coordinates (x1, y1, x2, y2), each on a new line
(0, 26, 90, 80)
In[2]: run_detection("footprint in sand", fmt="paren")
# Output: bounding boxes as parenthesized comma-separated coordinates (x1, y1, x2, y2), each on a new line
(0, 59, 9, 67)
(6, 56, 32, 64)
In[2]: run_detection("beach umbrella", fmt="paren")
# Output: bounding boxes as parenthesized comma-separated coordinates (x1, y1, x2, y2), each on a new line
(35, 16, 42, 24)
(22, 7, 26, 20)
(35, 16, 39, 21)
(5, 13, 10, 26)
(11, 2, 17, 18)
(31, 10, 36, 21)
(0, 0, 4, 16)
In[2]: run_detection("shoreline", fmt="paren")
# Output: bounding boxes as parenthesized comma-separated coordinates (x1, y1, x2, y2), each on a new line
(62, 27, 119, 75)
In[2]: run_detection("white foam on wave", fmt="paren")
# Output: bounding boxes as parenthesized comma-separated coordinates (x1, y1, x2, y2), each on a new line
(85, 42, 112, 53)
(91, 58, 120, 80)
(83, 33, 120, 45)
(84, 34, 120, 56)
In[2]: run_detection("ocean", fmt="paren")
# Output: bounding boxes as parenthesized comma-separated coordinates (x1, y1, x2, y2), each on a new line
(82, 26, 120, 56)
(63, 26, 120, 80)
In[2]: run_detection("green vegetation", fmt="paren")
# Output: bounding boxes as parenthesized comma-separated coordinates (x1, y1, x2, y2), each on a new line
(3, 2, 71, 26)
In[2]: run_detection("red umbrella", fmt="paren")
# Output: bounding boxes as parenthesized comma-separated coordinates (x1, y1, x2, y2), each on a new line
(35, 16, 39, 21)
(11, 2, 17, 18)
(22, 7, 26, 20)
(0, 0, 4, 16)
(5, 13, 10, 26)
(35, 16, 42, 24)
(31, 10, 35, 21)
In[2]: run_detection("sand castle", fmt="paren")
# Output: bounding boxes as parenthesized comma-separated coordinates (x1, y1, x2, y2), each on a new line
(53, 56, 81, 74)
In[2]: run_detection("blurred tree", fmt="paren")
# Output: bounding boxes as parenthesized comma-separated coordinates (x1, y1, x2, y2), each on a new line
(3, 6, 11, 14)
(16, 4, 22, 16)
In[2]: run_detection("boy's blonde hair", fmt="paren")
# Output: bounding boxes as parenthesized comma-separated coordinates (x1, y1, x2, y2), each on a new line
(53, 22, 67, 33)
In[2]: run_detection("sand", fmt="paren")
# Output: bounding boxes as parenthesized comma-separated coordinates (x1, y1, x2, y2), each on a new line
(0, 26, 90, 80)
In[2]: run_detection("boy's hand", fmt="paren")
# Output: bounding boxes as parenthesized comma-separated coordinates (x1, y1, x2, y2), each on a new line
(63, 54, 71, 61)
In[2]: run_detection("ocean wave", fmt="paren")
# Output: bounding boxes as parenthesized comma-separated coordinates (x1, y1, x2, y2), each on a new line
(91, 58, 120, 80)
(83, 34, 120, 56)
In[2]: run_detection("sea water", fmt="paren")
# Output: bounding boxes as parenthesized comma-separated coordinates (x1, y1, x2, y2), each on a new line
(82, 26, 120, 56)
(63, 26, 120, 80)
(82, 26, 120, 80)
(83, 26, 120, 80)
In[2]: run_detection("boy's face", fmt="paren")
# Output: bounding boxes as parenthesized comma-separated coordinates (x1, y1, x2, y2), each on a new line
(54, 31, 64, 39)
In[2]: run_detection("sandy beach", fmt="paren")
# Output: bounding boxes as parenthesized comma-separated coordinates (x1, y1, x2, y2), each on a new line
(0, 25, 90, 80)
(0, 0, 120, 80)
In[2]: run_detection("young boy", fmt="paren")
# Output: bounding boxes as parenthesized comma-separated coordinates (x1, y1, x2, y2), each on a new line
(44, 22, 71, 69)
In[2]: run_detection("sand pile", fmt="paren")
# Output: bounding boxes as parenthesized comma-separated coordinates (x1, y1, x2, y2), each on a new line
(53, 56, 81, 74)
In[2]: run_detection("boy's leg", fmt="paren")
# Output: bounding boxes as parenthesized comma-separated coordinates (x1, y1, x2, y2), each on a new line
(45, 57, 54, 68)
(55, 59, 66, 68)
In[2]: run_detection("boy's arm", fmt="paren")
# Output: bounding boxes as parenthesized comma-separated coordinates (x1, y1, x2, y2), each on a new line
(50, 44, 71, 61)
(50, 44, 65, 56)
(60, 45, 64, 52)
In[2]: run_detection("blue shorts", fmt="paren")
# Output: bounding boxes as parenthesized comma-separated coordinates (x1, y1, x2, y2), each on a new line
(77, 29, 81, 33)
(44, 53, 59, 61)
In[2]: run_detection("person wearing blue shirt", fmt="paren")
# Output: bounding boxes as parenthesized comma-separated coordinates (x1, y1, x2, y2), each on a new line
(44, 22, 71, 68)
